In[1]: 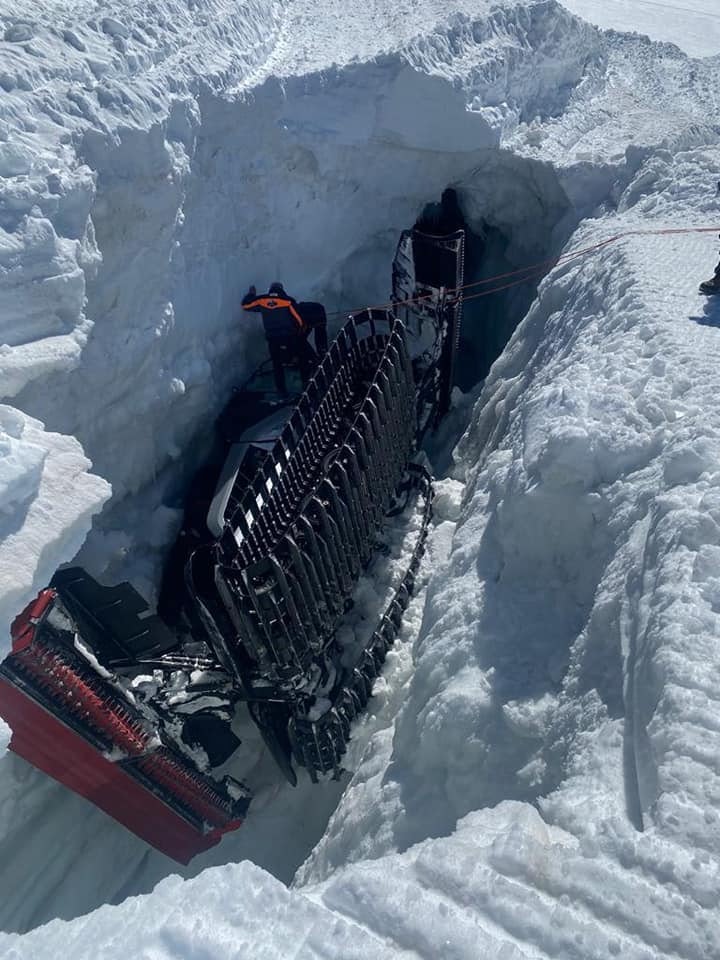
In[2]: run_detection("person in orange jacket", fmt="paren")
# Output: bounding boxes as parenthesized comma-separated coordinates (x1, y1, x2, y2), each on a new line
(242, 282, 318, 395)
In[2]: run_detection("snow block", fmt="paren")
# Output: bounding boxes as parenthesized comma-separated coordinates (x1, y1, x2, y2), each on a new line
(0, 406, 110, 658)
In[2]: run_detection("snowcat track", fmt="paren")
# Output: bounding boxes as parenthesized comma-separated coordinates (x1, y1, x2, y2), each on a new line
(207, 312, 417, 688)
(0, 230, 464, 857)
(287, 464, 434, 780)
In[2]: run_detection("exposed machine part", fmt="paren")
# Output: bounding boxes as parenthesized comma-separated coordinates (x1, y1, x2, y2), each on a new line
(392, 227, 464, 431)
(0, 583, 249, 863)
(0, 229, 465, 862)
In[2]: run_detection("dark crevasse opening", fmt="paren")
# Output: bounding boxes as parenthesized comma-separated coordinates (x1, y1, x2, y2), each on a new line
(416, 160, 576, 393)
(416, 187, 465, 236)
(457, 220, 541, 390)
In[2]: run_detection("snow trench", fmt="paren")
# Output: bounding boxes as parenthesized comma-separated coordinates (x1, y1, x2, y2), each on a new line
(0, 0, 606, 932)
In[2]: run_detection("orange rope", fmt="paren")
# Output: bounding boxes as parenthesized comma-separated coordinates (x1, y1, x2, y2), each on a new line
(327, 225, 720, 318)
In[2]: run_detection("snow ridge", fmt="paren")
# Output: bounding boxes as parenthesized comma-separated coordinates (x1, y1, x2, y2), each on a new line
(0, 861, 401, 960)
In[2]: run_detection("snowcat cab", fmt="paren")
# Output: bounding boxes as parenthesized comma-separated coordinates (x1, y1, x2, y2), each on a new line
(0, 229, 465, 863)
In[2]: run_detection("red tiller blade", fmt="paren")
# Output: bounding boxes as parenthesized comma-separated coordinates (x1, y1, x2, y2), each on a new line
(0, 591, 247, 863)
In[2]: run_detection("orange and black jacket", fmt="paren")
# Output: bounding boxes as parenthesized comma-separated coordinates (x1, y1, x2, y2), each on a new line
(242, 290, 306, 340)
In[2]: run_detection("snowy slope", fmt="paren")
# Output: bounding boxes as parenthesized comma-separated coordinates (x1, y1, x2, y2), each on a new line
(2, 0, 720, 955)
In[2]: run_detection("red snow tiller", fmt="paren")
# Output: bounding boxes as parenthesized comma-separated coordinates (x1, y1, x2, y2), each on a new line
(0, 229, 464, 863)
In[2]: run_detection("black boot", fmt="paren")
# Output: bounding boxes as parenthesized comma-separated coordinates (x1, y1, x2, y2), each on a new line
(700, 277, 720, 295)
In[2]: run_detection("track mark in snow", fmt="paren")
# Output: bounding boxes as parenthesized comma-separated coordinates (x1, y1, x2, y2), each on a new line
(620, 512, 653, 832)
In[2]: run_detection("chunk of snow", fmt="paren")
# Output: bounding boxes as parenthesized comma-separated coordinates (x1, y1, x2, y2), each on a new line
(3, 23, 33, 44)
(430, 477, 464, 522)
(100, 18, 129, 39)
(0, 406, 110, 656)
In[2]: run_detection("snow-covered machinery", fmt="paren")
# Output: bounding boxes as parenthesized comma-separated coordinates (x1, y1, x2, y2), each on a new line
(0, 229, 464, 862)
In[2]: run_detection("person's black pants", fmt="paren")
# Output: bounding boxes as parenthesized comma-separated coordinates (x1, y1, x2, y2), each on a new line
(267, 336, 318, 394)
(313, 321, 328, 355)
(297, 302, 328, 356)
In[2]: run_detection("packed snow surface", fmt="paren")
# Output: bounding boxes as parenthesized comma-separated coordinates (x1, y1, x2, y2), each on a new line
(2, 0, 720, 956)
(1, 861, 404, 960)
(562, 0, 720, 58)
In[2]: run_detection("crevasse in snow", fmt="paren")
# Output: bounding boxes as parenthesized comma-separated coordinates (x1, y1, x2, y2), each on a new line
(1, 0, 720, 956)
(0, 0, 604, 928)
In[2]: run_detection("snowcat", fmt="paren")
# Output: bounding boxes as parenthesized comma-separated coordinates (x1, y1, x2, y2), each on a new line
(0, 229, 464, 863)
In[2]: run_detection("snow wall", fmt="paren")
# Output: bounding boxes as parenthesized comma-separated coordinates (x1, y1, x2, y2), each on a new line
(2, 0, 720, 956)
